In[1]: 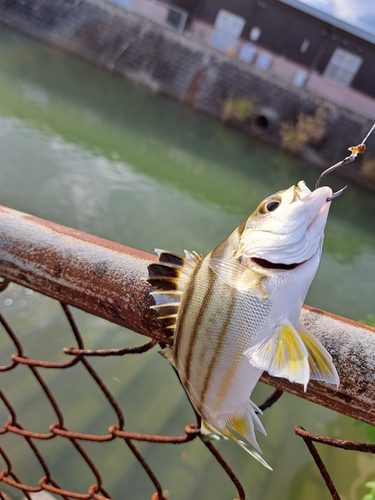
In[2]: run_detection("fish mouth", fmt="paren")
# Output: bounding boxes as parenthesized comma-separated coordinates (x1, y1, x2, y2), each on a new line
(251, 257, 302, 270)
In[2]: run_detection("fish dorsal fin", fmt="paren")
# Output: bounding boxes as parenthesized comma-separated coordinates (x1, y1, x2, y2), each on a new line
(244, 322, 339, 391)
(208, 258, 264, 292)
(298, 324, 339, 388)
(244, 323, 310, 390)
(147, 249, 202, 341)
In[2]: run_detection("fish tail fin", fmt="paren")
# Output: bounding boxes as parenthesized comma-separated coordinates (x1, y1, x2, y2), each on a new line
(244, 322, 339, 391)
(226, 403, 271, 469)
(147, 249, 202, 341)
(298, 324, 339, 388)
(235, 439, 273, 470)
(226, 401, 266, 452)
(201, 404, 272, 470)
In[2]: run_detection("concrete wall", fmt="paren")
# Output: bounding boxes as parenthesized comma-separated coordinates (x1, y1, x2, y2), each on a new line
(1, 0, 375, 190)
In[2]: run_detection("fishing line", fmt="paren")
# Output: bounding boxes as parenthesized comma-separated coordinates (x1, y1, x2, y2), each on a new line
(315, 122, 375, 199)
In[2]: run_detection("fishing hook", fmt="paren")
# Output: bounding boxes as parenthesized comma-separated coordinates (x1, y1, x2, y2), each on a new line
(315, 123, 375, 201)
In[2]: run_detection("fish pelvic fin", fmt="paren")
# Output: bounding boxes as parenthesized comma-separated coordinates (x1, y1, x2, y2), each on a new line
(298, 324, 339, 388)
(147, 249, 202, 341)
(244, 323, 310, 390)
(244, 322, 339, 391)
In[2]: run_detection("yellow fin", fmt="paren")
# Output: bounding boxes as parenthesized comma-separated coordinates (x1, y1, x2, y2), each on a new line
(227, 402, 266, 452)
(201, 416, 272, 470)
(245, 323, 310, 390)
(208, 258, 264, 292)
(298, 325, 339, 388)
(234, 438, 273, 470)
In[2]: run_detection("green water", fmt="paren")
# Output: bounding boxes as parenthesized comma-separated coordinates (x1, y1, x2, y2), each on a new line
(0, 26, 375, 500)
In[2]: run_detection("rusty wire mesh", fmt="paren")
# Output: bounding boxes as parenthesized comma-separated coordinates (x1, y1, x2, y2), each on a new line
(0, 275, 375, 500)
(0, 278, 250, 500)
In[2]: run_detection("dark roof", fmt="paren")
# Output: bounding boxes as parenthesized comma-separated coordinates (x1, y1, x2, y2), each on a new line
(278, 0, 375, 45)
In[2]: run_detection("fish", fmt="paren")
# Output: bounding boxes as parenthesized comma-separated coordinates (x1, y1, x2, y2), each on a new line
(147, 180, 340, 469)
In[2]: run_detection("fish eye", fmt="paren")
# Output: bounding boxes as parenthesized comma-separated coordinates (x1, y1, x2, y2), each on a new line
(266, 201, 280, 212)
(258, 196, 282, 214)
(259, 198, 281, 214)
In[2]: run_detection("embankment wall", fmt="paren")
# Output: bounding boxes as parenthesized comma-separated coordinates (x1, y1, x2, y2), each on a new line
(1, 0, 374, 190)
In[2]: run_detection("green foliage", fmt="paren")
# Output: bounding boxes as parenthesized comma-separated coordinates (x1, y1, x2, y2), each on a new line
(362, 481, 375, 500)
(222, 98, 253, 122)
(280, 106, 326, 152)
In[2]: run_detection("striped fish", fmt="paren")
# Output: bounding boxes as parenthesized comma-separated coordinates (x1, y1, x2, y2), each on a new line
(147, 181, 339, 469)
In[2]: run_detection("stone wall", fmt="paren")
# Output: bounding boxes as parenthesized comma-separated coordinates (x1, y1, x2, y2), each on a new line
(1, 0, 375, 190)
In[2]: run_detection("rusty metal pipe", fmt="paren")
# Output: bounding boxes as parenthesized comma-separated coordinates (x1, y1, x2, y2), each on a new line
(1, 205, 375, 425)
(0, 204, 162, 341)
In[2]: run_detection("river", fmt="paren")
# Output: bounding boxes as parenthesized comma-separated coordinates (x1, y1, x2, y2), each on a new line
(0, 25, 375, 500)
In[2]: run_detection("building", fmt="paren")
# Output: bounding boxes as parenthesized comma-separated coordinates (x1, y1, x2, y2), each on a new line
(170, 0, 375, 119)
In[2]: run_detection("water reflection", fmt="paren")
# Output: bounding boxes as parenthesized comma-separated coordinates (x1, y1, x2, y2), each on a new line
(0, 25, 374, 500)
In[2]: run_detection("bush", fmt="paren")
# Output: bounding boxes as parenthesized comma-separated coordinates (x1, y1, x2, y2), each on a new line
(280, 106, 326, 152)
(222, 98, 253, 122)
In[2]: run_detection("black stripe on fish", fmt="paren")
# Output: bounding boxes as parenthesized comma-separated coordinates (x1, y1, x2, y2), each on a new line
(158, 251, 186, 267)
(148, 263, 182, 278)
(147, 277, 180, 291)
(200, 288, 237, 407)
(251, 257, 300, 270)
(175, 260, 206, 380)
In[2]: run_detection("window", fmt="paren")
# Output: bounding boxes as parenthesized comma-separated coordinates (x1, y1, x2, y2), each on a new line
(239, 43, 256, 64)
(249, 26, 261, 42)
(323, 48, 362, 87)
(293, 70, 307, 87)
(256, 52, 272, 70)
(300, 39, 310, 53)
(214, 10, 245, 37)
(210, 10, 245, 53)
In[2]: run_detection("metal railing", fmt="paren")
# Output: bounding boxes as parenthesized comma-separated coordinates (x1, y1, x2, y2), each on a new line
(1, 204, 375, 499)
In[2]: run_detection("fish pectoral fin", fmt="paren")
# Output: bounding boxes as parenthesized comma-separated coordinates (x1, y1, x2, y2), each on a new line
(159, 346, 176, 369)
(244, 323, 310, 390)
(208, 258, 264, 292)
(298, 324, 339, 388)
